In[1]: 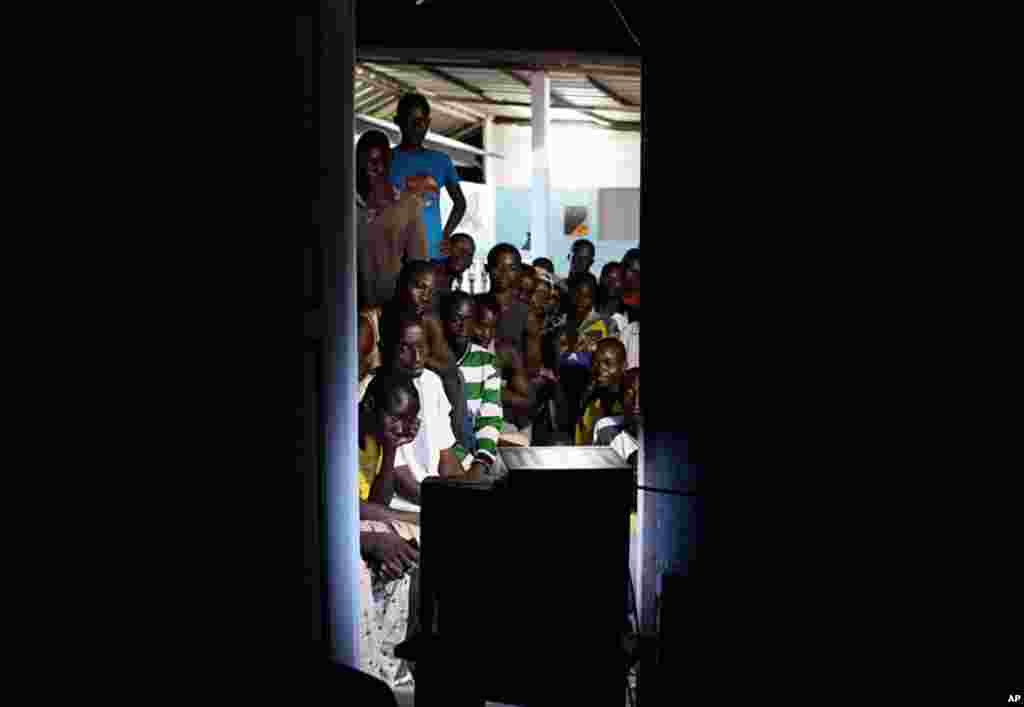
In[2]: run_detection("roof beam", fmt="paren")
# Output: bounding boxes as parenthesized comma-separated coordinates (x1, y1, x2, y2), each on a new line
(359, 58, 642, 78)
(585, 74, 637, 107)
(492, 117, 639, 132)
(499, 69, 612, 128)
(447, 121, 485, 141)
(358, 93, 399, 117)
(428, 96, 642, 112)
(354, 84, 399, 112)
(357, 47, 641, 72)
(354, 84, 378, 102)
(419, 66, 491, 100)
(355, 64, 487, 122)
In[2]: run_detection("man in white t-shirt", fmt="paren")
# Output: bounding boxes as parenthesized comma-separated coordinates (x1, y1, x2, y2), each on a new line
(369, 313, 477, 512)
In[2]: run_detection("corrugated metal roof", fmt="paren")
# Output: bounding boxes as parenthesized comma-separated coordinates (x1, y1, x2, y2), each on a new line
(352, 54, 641, 141)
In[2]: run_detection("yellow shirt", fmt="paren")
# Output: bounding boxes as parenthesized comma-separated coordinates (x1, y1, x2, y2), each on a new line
(580, 318, 610, 341)
(358, 435, 384, 502)
(575, 396, 625, 446)
(575, 318, 611, 354)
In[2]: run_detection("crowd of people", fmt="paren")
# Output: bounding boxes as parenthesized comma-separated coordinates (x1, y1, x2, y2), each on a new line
(353, 92, 641, 688)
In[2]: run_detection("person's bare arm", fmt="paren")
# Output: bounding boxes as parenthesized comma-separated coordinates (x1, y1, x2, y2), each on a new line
(495, 338, 534, 414)
(358, 304, 382, 321)
(361, 531, 419, 582)
(366, 444, 401, 504)
(384, 462, 421, 506)
(438, 447, 466, 479)
(401, 192, 428, 261)
(366, 418, 421, 516)
(360, 500, 420, 526)
(440, 181, 466, 256)
(422, 315, 456, 372)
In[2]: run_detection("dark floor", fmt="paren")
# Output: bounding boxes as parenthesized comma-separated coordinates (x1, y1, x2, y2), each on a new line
(392, 681, 636, 707)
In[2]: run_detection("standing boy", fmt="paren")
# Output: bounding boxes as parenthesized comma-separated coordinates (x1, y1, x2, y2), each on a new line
(389, 93, 467, 261)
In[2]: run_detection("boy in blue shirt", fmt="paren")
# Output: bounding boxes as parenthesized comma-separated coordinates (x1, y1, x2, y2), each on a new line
(389, 93, 467, 261)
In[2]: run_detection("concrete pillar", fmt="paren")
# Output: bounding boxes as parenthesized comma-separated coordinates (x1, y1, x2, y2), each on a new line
(530, 71, 551, 262)
(640, 57, 645, 248)
(320, 0, 360, 669)
(480, 115, 496, 281)
(483, 115, 495, 186)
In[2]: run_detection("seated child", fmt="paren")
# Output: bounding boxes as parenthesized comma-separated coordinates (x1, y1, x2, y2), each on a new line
(356, 129, 428, 310)
(597, 261, 630, 337)
(358, 372, 422, 525)
(517, 265, 539, 308)
(367, 315, 479, 506)
(485, 243, 530, 349)
(356, 373, 423, 688)
(429, 232, 476, 313)
(381, 259, 471, 449)
(569, 272, 621, 350)
(439, 291, 503, 475)
(593, 367, 641, 468)
(524, 269, 553, 377)
(575, 338, 628, 445)
(474, 293, 533, 446)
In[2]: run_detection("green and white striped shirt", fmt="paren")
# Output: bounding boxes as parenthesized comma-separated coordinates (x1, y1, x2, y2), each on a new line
(457, 343, 504, 465)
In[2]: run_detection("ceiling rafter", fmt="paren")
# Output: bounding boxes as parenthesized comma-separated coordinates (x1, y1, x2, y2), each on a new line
(357, 91, 399, 116)
(492, 117, 637, 132)
(584, 74, 637, 107)
(356, 64, 486, 124)
(427, 95, 641, 113)
(499, 69, 612, 128)
(447, 121, 485, 141)
(418, 66, 491, 100)
(356, 47, 641, 73)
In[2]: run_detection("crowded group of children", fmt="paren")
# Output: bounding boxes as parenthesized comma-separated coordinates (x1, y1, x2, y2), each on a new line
(353, 91, 641, 689)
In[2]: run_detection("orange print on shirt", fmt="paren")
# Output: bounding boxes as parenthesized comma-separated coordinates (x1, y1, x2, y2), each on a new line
(405, 175, 439, 195)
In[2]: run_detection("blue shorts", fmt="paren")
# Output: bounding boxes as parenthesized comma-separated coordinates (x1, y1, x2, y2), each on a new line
(560, 351, 593, 369)
(462, 411, 478, 454)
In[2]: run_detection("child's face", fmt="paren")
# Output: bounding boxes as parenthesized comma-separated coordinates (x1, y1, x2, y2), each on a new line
(474, 307, 498, 350)
(570, 246, 594, 274)
(402, 270, 435, 318)
(447, 238, 475, 278)
(573, 283, 596, 320)
(393, 322, 427, 378)
(399, 106, 430, 147)
(548, 285, 561, 312)
(517, 271, 537, 305)
(531, 282, 552, 315)
(379, 392, 421, 443)
(488, 251, 521, 293)
(592, 341, 626, 388)
(601, 265, 625, 299)
(624, 267, 640, 293)
(557, 332, 574, 357)
(443, 299, 476, 351)
(361, 146, 387, 183)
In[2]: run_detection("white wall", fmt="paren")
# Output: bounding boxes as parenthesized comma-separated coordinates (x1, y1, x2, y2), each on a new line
(490, 124, 642, 189)
(489, 124, 641, 274)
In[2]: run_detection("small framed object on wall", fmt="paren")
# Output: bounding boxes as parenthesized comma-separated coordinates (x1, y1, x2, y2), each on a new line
(565, 205, 590, 238)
